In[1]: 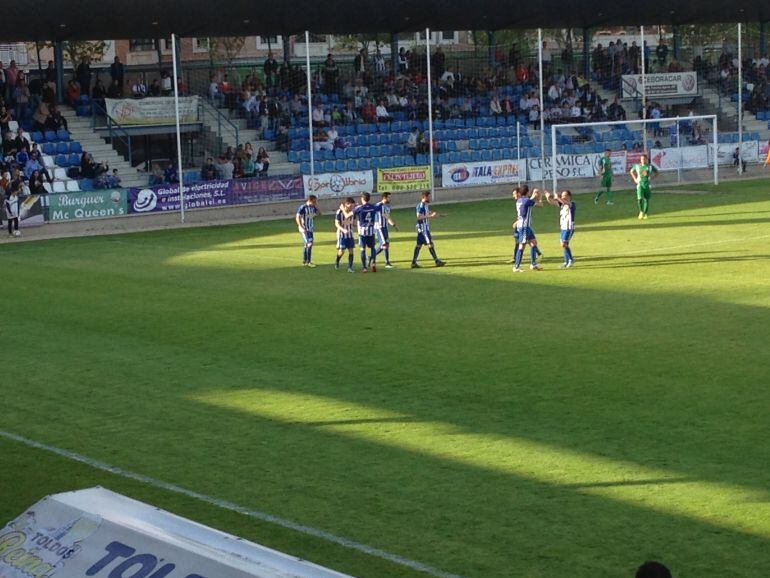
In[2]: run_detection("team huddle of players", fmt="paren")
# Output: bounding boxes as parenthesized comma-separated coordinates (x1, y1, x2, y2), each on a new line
(295, 190, 445, 272)
(294, 152, 659, 272)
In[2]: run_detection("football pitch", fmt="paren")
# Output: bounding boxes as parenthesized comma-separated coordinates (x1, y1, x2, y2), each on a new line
(1, 179, 770, 578)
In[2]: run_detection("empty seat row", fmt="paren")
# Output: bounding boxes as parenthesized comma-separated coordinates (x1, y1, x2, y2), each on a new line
(41, 141, 83, 156)
(30, 129, 71, 143)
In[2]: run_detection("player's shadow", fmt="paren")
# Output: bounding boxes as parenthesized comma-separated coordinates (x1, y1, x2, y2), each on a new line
(572, 252, 770, 270)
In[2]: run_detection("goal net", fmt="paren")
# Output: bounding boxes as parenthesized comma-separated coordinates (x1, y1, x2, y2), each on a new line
(546, 115, 722, 195)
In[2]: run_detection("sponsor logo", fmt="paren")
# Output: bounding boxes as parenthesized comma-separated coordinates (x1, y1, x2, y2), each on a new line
(450, 167, 470, 183)
(133, 189, 157, 212)
(682, 73, 696, 92)
(86, 541, 207, 578)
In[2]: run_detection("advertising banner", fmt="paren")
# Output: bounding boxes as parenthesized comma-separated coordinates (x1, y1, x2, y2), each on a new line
(649, 146, 708, 171)
(105, 96, 200, 126)
(18, 194, 45, 227)
(592, 151, 628, 176)
(621, 72, 698, 99)
(302, 171, 374, 198)
(0, 487, 350, 578)
(528, 154, 599, 181)
(441, 159, 526, 188)
(707, 141, 760, 165)
(377, 166, 431, 193)
(47, 190, 127, 222)
(128, 176, 304, 214)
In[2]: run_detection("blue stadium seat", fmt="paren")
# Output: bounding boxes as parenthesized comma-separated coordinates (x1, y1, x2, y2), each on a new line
(79, 178, 94, 191)
(288, 151, 299, 163)
(57, 129, 71, 142)
(31, 131, 45, 143)
(56, 142, 70, 154)
(300, 162, 311, 174)
(481, 150, 493, 161)
(42, 143, 56, 155)
(335, 160, 346, 171)
(68, 153, 80, 166)
(44, 130, 58, 143)
(69, 141, 83, 154)
(54, 154, 68, 167)
(345, 160, 357, 171)
(322, 161, 335, 172)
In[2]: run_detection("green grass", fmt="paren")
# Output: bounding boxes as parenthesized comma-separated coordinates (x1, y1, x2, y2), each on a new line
(1, 180, 770, 578)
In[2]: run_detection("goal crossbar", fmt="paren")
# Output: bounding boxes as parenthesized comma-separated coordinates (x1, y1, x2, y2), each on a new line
(549, 114, 719, 193)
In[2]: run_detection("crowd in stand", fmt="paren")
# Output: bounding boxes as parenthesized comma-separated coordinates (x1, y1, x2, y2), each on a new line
(198, 142, 271, 181)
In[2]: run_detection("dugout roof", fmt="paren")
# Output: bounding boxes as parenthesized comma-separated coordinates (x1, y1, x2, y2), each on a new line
(1, 0, 768, 42)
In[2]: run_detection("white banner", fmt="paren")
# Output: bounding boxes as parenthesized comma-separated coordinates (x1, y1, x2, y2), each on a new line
(442, 159, 527, 188)
(592, 151, 628, 176)
(650, 146, 708, 171)
(105, 97, 200, 125)
(0, 487, 349, 578)
(303, 170, 374, 198)
(707, 141, 760, 165)
(621, 72, 698, 99)
(528, 153, 599, 181)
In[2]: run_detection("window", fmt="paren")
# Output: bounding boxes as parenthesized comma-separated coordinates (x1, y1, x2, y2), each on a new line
(129, 39, 157, 52)
(441, 31, 455, 41)
(256, 36, 283, 50)
(194, 38, 210, 53)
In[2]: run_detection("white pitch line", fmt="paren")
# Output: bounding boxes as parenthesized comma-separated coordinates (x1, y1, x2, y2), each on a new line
(0, 429, 465, 578)
(585, 232, 770, 259)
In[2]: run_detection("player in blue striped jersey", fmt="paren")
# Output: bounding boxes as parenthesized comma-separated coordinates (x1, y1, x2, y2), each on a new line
(354, 192, 378, 273)
(546, 189, 576, 268)
(295, 195, 320, 267)
(335, 197, 356, 272)
(411, 191, 446, 268)
(512, 185, 542, 272)
(373, 192, 399, 269)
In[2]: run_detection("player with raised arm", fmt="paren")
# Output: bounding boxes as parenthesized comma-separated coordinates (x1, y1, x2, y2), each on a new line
(594, 149, 614, 205)
(354, 192, 378, 273)
(630, 153, 658, 219)
(411, 191, 446, 269)
(335, 197, 356, 273)
(546, 189, 576, 269)
(512, 185, 542, 273)
(295, 194, 320, 267)
(373, 192, 398, 269)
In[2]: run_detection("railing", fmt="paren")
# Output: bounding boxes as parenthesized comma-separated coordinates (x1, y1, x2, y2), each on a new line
(91, 100, 134, 167)
(199, 98, 240, 153)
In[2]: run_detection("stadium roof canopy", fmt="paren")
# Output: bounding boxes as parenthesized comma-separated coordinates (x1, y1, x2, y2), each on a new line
(1, 0, 768, 42)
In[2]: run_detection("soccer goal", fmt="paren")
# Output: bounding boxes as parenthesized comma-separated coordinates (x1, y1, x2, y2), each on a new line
(547, 115, 720, 195)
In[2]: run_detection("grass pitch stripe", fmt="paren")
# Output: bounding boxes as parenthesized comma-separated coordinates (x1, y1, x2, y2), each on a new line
(0, 429, 465, 578)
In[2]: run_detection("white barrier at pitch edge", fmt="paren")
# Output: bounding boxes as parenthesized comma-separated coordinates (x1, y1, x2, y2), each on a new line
(0, 487, 352, 578)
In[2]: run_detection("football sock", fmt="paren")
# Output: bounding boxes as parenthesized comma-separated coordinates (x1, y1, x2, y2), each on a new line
(564, 247, 573, 262)
(412, 246, 421, 263)
(514, 247, 523, 268)
(530, 246, 538, 264)
(429, 247, 439, 261)
(605, 188, 613, 202)
(638, 197, 644, 213)
(595, 191, 603, 199)
(535, 246, 542, 257)
(336, 253, 342, 266)
(303, 247, 308, 263)
(307, 247, 313, 262)
(361, 250, 368, 268)
(348, 253, 354, 268)
(370, 248, 376, 264)
(384, 248, 390, 263)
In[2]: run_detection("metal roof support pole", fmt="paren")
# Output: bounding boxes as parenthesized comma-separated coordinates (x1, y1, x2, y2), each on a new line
(54, 41, 64, 105)
(305, 30, 314, 185)
(171, 33, 186, 223)
(737, 22, 743, 173)
(582, 28, 590, 80)
(488, 31, 496, 68)
(391, 33, 399, 76)
(426, 28, 436, 199)
(760, 21, 767, 58)
(537, 28, 546, 191)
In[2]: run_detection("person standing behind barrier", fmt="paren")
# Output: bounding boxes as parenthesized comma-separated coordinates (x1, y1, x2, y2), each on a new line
(5, 183, 20, 237)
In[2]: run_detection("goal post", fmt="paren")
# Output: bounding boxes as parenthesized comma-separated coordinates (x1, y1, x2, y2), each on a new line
(548, 115, 719, 195)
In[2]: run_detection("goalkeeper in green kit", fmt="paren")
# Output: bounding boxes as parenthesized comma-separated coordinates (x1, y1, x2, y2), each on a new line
(594, 149, 614, 205)
(630, 154, 658, 220)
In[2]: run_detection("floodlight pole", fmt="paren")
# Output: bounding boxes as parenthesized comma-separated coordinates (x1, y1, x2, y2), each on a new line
(550, 123, 557, 194)
(640, 26, 647, 153)
(305, 31, 314, 184)
(537, 28, 546, 191)
(171, 33, 186, 223)
(426, 28, 436, 199)
(737, 22, 743, 174)
(516, 121, 521, 186)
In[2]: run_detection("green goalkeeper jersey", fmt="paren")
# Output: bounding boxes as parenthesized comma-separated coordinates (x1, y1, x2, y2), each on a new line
(632, 163, 657, 187)
(600, 156, 612, 177)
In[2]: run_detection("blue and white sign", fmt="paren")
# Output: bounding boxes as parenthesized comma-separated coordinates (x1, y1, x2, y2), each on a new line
(441, 159, 527, 188)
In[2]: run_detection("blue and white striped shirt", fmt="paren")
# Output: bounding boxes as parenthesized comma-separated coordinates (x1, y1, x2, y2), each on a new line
(355, 203, 377, 237)
(335, 209, 354, 239)
(560, 201, 576, 231)
(296, 203, 318, 232)
(416, 202, 430, 234)
(375, 201, 390, 230)
(516, 198, 535, 230)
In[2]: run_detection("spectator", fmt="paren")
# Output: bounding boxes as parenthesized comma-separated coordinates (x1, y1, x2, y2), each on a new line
(105, 79, 120, 99)
(312, 103, 327, 127)
(108, 168, 121, 188)
(264, 52, 279, 91)
(110, 57, 125, 95)
(24, 151, 51, 183)
(242, 153, 256, 177)
(376, 100, 391, 123)
(148, 78, 161, 97)
(164, 162, 178, 183)
(32, 101, 51, 131)
(149, 163, 164, 185)
(161, 71, 172, 96)
(5, 183, 20, 237)
(46, 105, 68, 132)
(313, 129, 333, 152)
(80, 152, 105, 179)
(76, 58, 92, 95)
(28, 170, 46, 194)
(14, 78, 30, 121)
(132, 77, 147, 99)
(406, 127, 419, 162)
(257, 147, 270, 176)
(218, 155, 234, 180)
(733, 147, 747, 172)
(201, 157, 217, 181)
